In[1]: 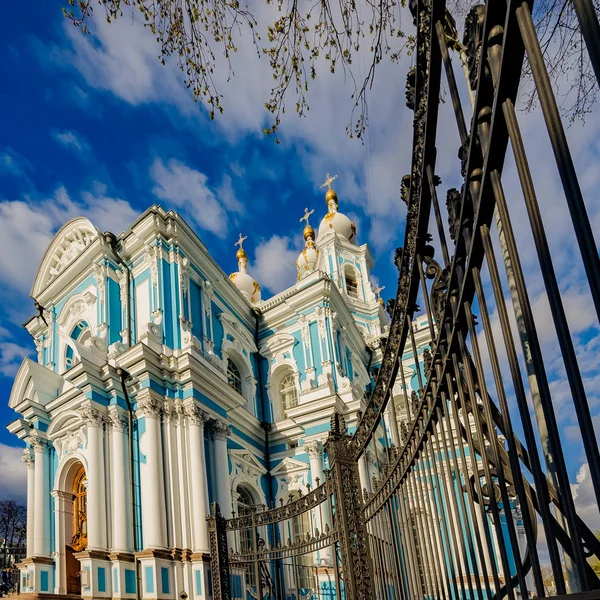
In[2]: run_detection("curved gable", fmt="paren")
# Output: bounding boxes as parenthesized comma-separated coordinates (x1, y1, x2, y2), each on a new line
(31, 217, 100, 298)
(9, 358, 72, 409)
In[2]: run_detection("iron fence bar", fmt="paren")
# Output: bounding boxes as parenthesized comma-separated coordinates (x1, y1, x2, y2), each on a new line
(384, 500, 406, 597)
(426, 166, 451, 269)
(443, 365, 495, 598)
(502, 95, 600, 510)
(471, 262, 544, 596)
(490, 168, 588, 590)
(570, 0, 600, 87)
(436, 20, 469, 144)
(453, 338, 517, 600)
(408, 450, 439, 599)
(463, 297, 530, 597)
(424, 423, 464, 600)
(515, 1, 600, 331)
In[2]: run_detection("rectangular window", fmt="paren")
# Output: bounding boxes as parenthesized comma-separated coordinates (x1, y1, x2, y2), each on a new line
(40, 571, 49, 592)
(125, 569, 136, 594)
(195, 570, 202, 596)
(160, 567, 169, 594)
(145, 566, 154, 594)
(98, 567, 106, 593)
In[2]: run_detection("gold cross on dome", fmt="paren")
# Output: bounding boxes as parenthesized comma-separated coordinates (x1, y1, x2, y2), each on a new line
(374, 284, 385, 299)
(235, 233, 247, 250)
(300, 207, 314, 226)
(320, 173, 338, 190)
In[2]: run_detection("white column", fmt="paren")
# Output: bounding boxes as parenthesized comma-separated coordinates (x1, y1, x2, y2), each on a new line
(136, 395, 168, 549)
(211, 420, 232, 519)
(82, 406, 108, 551)
(184, 401, 210, 553)
(108, 406, 132, 552)
(30, 434, 50, 557)
(164, 404, 183, 550)
(386, 397, 401, 448)
(358, 450, 372, 494)
(305, 440, 331, 565)
(51, 490, 71, 594)
(22, 448, 35, 557)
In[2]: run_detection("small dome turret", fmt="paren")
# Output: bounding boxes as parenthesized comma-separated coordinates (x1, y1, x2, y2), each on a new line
(297, 208, 319, 280)
(229, 233, 261, 303)
(317, 173, 356, 244)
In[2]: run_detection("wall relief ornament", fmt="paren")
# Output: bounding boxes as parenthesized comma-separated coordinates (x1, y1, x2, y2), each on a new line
(80, 406, 107, 428)
(46, 228, 97, 285)
(22, 448, 35, 468)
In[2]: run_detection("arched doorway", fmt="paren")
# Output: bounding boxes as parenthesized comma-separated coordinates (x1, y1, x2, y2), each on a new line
(64, 463, 87, 595)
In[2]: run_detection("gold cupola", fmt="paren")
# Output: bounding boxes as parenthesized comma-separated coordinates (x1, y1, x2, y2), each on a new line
(229, 233, 261, 303)
(297, 208, 319, 280)
(317, 173, 357, 244)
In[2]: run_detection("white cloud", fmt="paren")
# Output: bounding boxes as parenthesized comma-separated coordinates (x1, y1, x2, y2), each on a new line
(0, 334, 33, 377)
(150, 158, 242, 238)
(0, 187, 138, 300)
(571, 462, 600, 532)
(52, 130, 90, 156)
(0, 444, 27, 504)
(252, 235, 300, 295)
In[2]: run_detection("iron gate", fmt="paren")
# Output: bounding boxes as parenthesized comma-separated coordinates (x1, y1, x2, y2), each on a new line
(209, 0, 600, 594)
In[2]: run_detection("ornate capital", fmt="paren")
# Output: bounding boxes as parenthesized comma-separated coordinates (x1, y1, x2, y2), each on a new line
(304, 440, 323, 461)
(80, 406, 106, 428)
(211, 419, 231, 441)
(107, 405, 128, 433)
(136, 395, 162, 419)
(183, 402, 209, 427)
(28, 432, 50, 453)
(22, 447, 35, 468)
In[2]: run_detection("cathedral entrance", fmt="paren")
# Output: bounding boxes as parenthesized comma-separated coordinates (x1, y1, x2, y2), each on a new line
(65, 464, 88, 595)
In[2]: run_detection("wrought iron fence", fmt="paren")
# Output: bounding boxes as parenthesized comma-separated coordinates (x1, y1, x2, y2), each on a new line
(209, 0, 600, 595)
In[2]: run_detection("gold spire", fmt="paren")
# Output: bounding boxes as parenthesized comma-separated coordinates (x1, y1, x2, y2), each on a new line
(234, 232, 247, 258)
(234, 232, 248, 269)
(300, 207, 315, 241)
(320, 173, 338, 207)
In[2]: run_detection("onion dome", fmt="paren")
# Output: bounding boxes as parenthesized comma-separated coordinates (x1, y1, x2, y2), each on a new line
(229, 233, 261, 303)
(297, 208, 319, 280)
(317, 174, 357, 244)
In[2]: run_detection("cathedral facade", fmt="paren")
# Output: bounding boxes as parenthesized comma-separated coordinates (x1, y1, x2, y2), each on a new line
(8, 183, 429, 599)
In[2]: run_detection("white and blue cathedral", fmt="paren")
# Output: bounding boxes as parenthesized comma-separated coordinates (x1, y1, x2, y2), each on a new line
(6, 180, 521, 600)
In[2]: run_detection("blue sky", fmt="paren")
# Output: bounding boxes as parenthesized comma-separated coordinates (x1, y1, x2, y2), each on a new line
(0, 0, 598, 534)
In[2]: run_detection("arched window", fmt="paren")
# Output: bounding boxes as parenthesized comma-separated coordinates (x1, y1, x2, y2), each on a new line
(288, 492, 315, 591)
(237, 486, 256, 587)
(227, 358, 242, 394)
(71, 466, 88, 551)
(65, 321, 91, 370)
(280, 374, 298, 414)
(345, 267, 359, 299)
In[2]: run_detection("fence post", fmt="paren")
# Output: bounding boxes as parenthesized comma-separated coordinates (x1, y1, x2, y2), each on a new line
(207, 502, 230, 600)
(325, 411, 375, 599)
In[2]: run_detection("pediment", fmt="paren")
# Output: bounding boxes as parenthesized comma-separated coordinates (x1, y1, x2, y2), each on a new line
(9, 358, 73, 409)
(270, 456, 308, 475)
(229, 449, 267, 474)
(31, 217, 100, 298)
(217, 312, 256, 350)
(258, 333, 297, 356)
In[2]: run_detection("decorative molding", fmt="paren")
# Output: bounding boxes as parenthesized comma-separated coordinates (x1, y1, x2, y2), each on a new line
(179, 256, 190, 297)
(211, 419, 231, 441)
(136, 396, 163, 419)
(108, 406, 128, 433)
(80, 406, 106, 428)
(304, 440, 323, 461)
(22, 447, 35, 468)
(183, 401, 209, 426)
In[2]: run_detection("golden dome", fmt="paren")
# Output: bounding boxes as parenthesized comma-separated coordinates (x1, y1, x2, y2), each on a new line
(325, 188, 338, 203)
(303, 224, 315, 241)
(236, 247, 247, 260)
